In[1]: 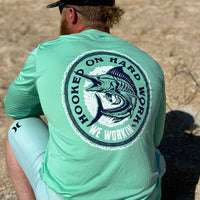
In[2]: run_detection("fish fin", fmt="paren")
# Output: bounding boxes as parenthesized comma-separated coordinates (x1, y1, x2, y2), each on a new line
(87, 94, 103, 127)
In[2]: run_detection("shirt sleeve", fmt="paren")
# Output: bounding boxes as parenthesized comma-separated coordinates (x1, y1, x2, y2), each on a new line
(4, 47, 43, 119)
(153, 83, 166, 147)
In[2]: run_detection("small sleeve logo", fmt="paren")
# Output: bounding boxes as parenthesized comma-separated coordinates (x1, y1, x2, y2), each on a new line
(61, 50, 151, 151)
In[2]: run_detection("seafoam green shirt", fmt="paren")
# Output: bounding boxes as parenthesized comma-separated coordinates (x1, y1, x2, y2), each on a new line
(5, 29, 166, 200)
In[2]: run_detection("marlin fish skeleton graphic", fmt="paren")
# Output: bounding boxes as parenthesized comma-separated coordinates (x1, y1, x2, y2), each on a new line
(75, 67, 138, 126)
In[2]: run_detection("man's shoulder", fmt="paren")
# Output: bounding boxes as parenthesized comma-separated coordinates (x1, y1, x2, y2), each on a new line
(38, 37, 62, 48)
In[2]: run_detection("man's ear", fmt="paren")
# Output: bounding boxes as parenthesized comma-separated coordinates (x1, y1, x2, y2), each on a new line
(68, 7, 79, 25)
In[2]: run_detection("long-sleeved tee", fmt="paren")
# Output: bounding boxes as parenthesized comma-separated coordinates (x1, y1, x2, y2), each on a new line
(4, 29, 166, 200)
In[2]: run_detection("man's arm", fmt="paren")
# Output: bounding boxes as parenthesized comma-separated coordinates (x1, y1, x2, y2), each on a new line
(153, 84, 166, 147)
(4, 47, 43, 119)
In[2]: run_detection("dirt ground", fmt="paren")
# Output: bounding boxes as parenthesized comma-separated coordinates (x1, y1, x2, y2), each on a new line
(0, 0, 200, 199)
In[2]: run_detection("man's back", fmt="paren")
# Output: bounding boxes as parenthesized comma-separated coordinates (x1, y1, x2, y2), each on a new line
(29, 29, 165, 199)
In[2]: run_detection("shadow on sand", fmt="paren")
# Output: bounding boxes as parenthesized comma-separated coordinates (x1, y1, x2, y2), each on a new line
(160, 111, 200, 200)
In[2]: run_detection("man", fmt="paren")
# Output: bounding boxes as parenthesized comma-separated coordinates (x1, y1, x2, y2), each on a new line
(4, 0, 166, 199)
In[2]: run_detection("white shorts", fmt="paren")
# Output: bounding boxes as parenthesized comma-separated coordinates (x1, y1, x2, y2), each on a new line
(8, 117, 63, 200)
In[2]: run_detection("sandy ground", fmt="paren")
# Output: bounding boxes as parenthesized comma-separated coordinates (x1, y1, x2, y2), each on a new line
(0, 0, 200, 199)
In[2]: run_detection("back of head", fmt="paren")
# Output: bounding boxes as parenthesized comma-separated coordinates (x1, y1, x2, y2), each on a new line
(47, 0, 124, 29)
(73, 5, 124, 28)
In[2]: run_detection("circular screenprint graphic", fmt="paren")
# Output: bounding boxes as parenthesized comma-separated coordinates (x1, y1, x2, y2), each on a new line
(62, 50, 151, 151)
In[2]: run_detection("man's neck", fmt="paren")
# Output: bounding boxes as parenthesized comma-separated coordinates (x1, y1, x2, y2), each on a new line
(74, 25, 110, 34)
